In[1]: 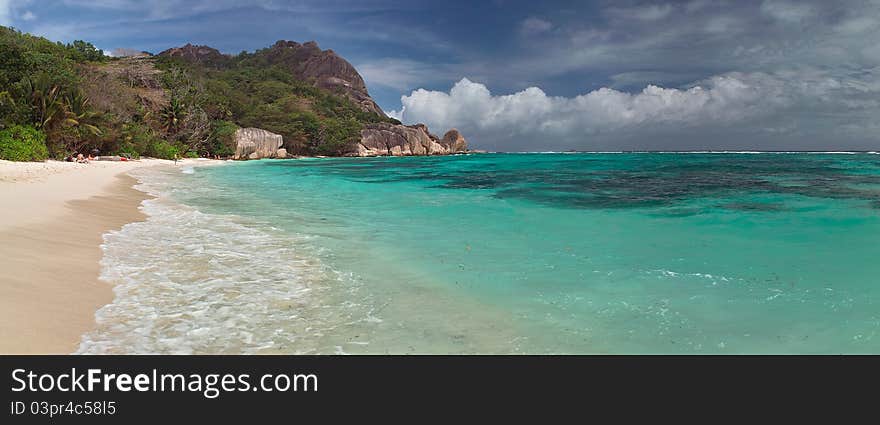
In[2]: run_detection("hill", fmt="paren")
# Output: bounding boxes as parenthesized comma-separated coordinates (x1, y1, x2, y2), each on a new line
(0, 27, 466, 160)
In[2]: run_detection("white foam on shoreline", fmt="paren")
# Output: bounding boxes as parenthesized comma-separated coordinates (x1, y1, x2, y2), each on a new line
(76, 166, 372, 354)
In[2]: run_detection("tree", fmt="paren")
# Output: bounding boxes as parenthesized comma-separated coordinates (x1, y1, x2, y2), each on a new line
(0, 91, 16, 127)
(22, 73, 67, 131)
(159, 97, 185, 135)
(69, 40, 104, 62)
(64, 90, 102, 135)
(157, 66, 217, 154)
(58, 90, 103, 154)
(313, 117, 360, 156)
(178, 105, 211, 153)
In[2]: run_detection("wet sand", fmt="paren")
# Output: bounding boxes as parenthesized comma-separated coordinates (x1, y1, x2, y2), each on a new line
(0, 160, 172, 353)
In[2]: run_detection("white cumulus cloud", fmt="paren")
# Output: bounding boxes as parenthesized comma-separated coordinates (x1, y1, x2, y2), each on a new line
(389, 70, 880, 151)
(391, 76, 775, 148)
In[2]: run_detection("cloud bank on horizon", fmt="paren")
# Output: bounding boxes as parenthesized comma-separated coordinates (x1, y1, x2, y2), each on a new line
(4, 0, 880, 151)
(384, 0, 880, 151)
(389, 69, 880, 152)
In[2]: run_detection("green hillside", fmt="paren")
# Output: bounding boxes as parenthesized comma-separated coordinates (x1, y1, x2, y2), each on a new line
(0, 26, 399, 161)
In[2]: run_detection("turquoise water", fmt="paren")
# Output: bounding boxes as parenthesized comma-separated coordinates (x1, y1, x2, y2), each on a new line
(80, 153, 880, 353)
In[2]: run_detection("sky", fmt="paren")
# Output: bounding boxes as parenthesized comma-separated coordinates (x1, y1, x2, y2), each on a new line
(3, 0, 880, 151)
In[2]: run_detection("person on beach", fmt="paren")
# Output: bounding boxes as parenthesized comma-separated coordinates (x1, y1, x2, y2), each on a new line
(76, 153, 88, 164)
(174, 153, 179, 164)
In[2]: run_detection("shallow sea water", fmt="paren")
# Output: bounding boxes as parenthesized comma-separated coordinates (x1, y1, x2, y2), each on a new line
(78, 153, 880, 353)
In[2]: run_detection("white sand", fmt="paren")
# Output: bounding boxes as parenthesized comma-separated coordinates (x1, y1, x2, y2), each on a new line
(0, 158, 219, 353)
(0, 159, 167, 231)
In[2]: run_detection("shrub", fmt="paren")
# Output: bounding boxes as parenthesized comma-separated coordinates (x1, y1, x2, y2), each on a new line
(146, 140, 179, 159)
(312, 117, 360, 156)
(116, 142, 140, 159)
(0, 125, 48, 161)
(119, 122, 161, 158)
(208, 120, 238, 157)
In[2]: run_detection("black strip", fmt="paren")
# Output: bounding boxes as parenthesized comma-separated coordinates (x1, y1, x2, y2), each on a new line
(1, 355, 875, 422)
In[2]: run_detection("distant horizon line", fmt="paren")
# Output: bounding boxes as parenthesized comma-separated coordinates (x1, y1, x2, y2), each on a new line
(481, 150, 880, 154)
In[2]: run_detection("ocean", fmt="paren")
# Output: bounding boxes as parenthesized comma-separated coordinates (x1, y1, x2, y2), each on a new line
(77, 153, 880, 354)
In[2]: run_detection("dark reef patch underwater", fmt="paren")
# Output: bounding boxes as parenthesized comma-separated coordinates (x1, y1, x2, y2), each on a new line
(267, 153, 880, 213)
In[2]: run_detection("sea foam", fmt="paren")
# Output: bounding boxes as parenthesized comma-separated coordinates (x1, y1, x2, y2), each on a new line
(76, 167, 372, 354)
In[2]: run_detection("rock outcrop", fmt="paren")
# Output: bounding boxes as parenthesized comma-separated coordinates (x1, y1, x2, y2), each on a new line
(233, 128, 284, 160)
(264, 40, 385, 116)
(161, 40, 385, 116)
(158, 41, 475, 156)
(158, 44, 230, 67)
(354, 123, 468, 157)
(440, 129, 468, 153)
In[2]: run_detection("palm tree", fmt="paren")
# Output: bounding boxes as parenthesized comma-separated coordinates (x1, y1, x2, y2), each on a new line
(23, 73, 66, 131)
(59, 90, 103, 154)
(159, 97, 185, 136)
(63, 90, 102, 137)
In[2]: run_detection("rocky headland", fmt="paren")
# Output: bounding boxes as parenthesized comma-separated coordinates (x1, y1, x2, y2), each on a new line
(356, 123, 468, 157)
(159, 41, 468, 159)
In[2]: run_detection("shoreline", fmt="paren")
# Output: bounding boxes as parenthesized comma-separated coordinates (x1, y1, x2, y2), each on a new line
(0, 159, 206, 354)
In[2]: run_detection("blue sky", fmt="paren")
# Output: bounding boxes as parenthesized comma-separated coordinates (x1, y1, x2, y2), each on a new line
(3, 0, 880, 151)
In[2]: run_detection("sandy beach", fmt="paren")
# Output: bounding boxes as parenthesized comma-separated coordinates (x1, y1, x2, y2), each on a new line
(0, 159, 181, 353)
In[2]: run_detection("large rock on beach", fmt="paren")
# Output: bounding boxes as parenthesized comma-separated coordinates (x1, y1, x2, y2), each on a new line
(233, 128, 284, 160)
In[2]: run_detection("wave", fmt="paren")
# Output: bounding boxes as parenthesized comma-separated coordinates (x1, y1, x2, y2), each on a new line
(649, 269, 736, 284)
(76, 166, 374, 354)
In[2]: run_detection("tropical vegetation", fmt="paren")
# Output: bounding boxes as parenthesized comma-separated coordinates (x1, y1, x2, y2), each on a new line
(0, 25, 398, 161)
